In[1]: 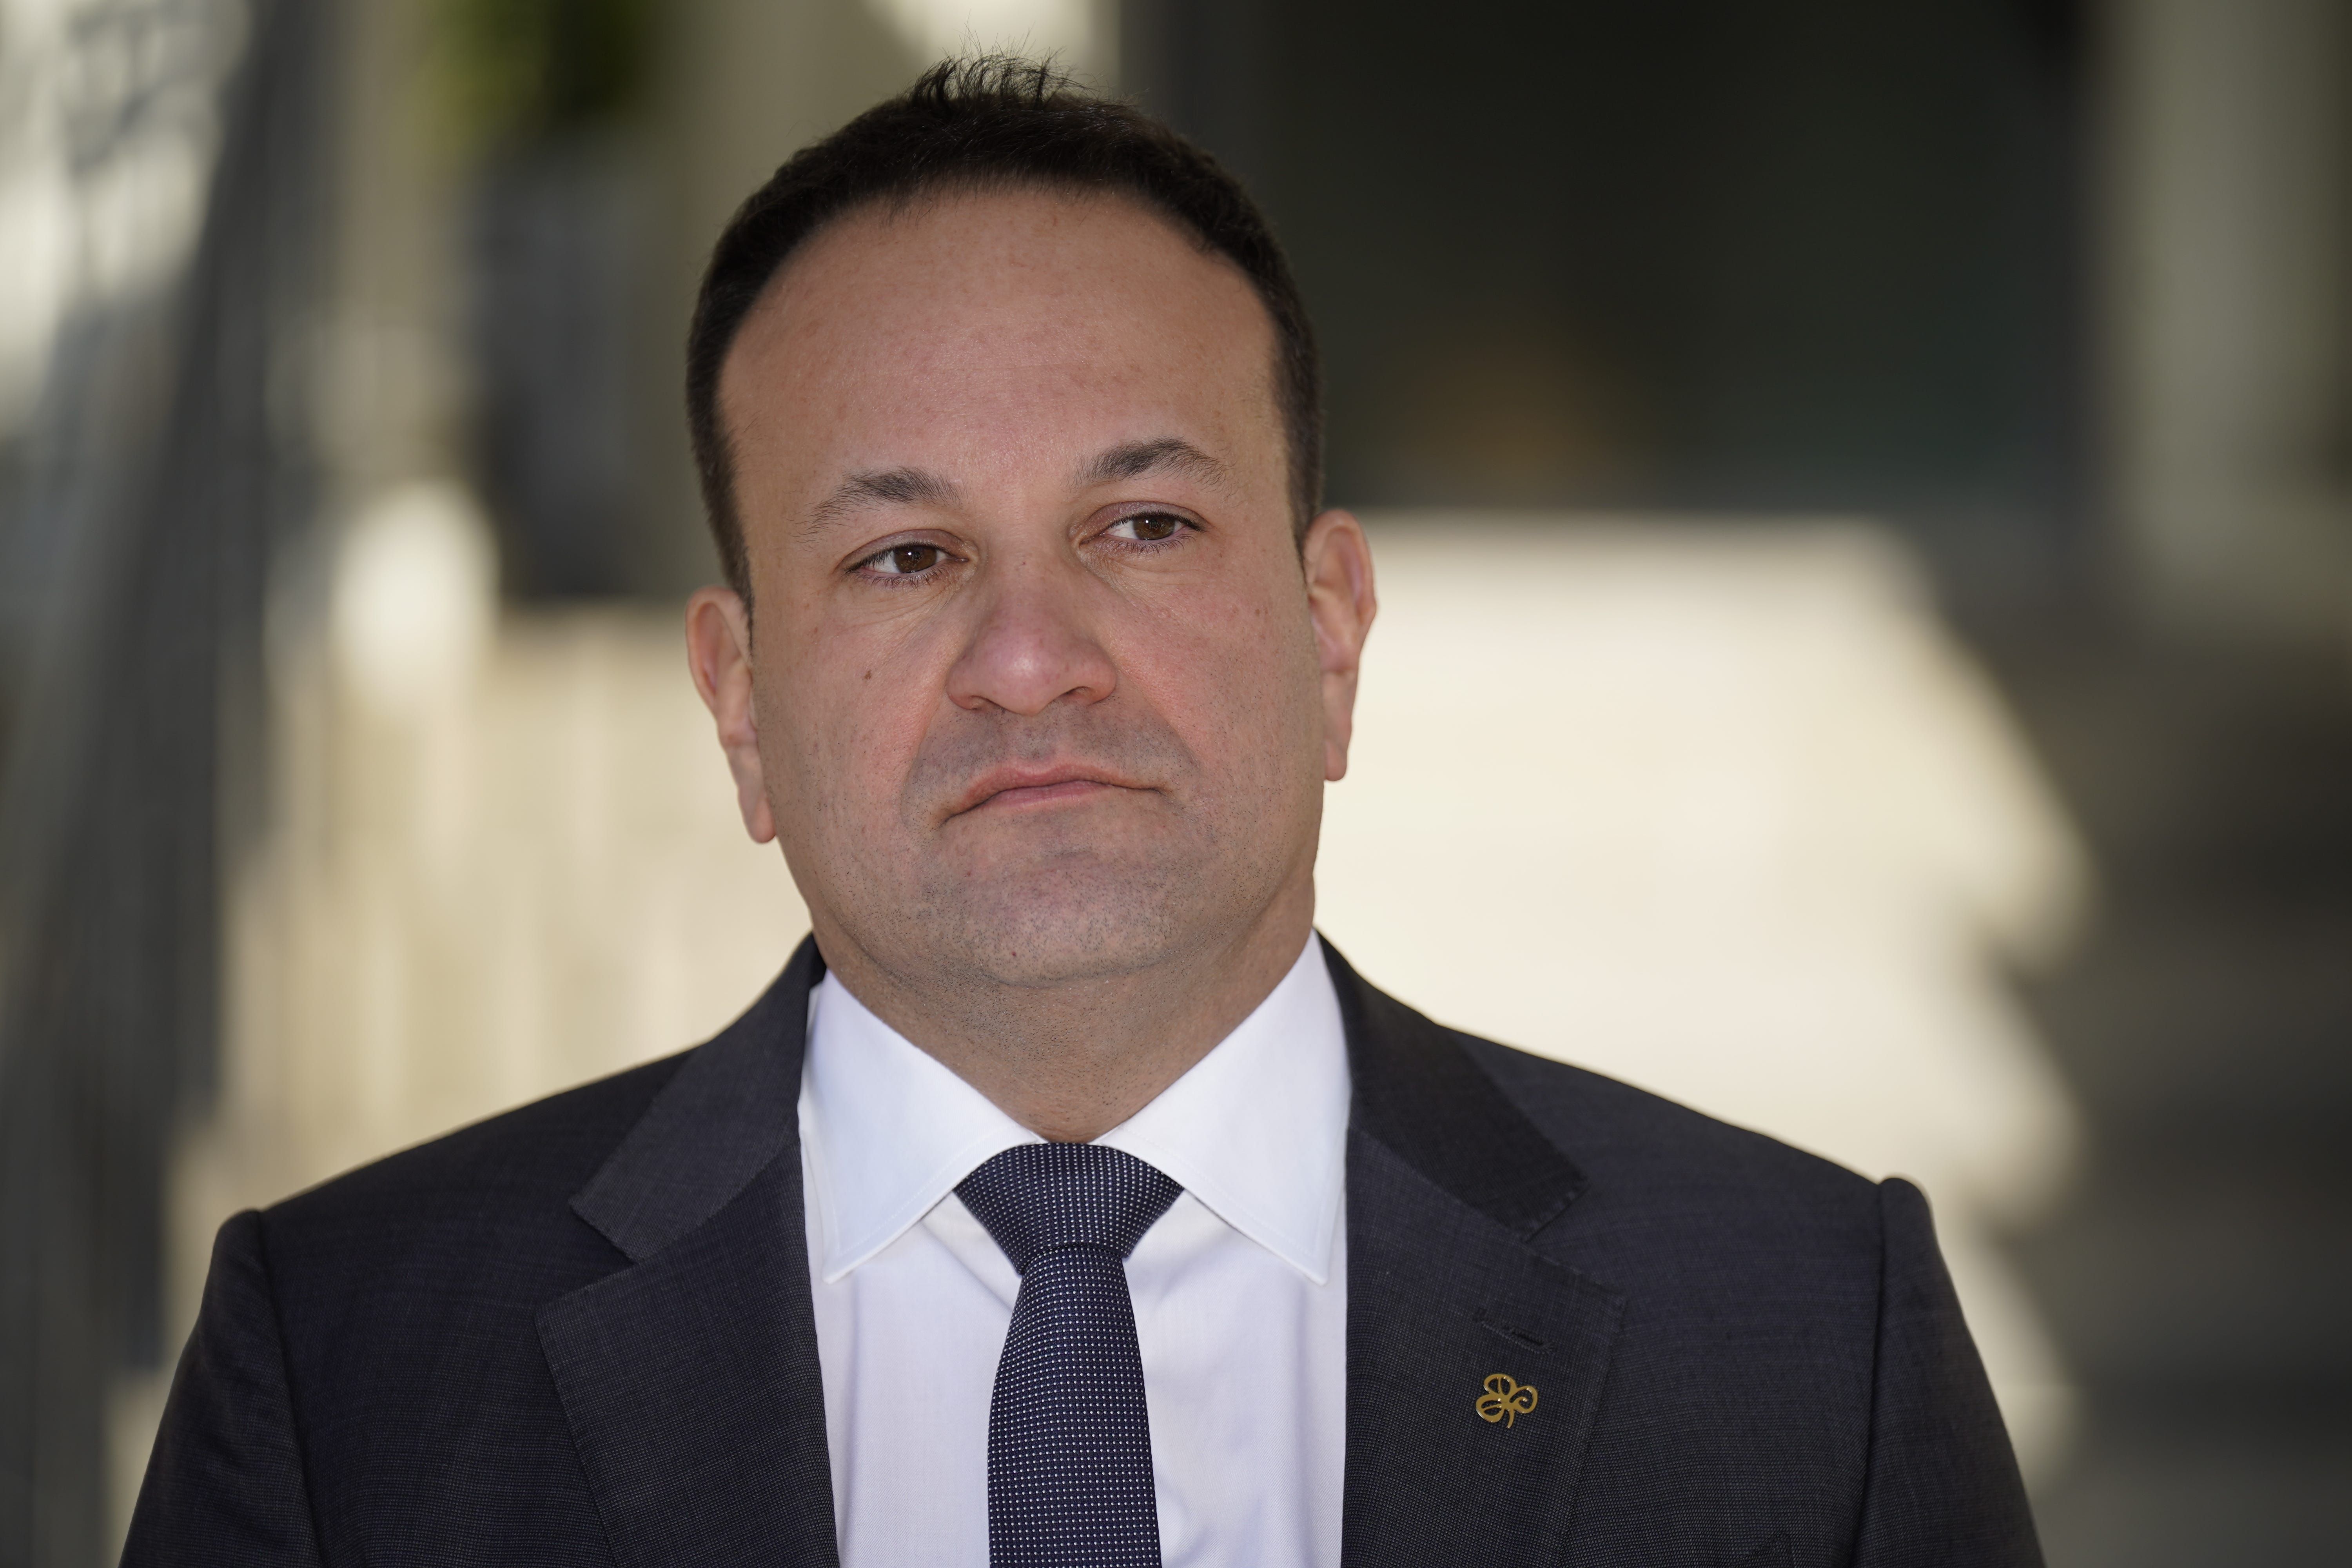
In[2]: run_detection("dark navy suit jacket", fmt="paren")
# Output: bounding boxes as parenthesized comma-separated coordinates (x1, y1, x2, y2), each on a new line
(125, 938, 2042, 1566)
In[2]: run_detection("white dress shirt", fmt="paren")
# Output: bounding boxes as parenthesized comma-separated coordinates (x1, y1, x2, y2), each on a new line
(800, 935, 1350, 1568)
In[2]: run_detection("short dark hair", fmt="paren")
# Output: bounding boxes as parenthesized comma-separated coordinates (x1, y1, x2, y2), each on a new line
(684, 56, 1323, 603)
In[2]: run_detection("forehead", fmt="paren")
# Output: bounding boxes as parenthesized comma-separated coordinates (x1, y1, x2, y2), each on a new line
(716, 186, 1282, 498)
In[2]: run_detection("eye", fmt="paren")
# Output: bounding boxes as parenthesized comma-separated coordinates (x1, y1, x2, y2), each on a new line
(858, 542, 948, 576)
(1105, 512, 1189, 543)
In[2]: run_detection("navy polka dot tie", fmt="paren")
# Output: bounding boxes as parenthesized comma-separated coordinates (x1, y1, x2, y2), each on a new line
(957, 1143, 1183, 1568)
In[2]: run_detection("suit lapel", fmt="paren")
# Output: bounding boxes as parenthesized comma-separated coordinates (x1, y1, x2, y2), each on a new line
(535, 933, 1615, 1566)
(538, 939, 838, 1568)
(1328, 941, 1624, 1568)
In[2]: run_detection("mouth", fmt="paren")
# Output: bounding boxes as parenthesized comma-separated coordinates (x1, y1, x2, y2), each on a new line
(949, 762, 1148, 818)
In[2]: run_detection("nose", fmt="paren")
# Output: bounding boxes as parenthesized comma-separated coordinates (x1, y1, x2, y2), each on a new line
(943, 556, 1118, 716)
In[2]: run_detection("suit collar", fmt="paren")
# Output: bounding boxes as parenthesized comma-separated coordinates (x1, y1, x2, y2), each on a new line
(1321, 940, 1621, 1567)
(542, 936, 837, 1568)
(573, 931, 1580, 1263)
(1322, 937, 1585, 1237)
(571, 937, 823, 1262)
(546, 933, 1614, 1568)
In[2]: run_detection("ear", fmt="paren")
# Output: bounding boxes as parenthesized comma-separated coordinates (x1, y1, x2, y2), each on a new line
(1301, 510, 1377, 782)
(686, 587, 776, 843)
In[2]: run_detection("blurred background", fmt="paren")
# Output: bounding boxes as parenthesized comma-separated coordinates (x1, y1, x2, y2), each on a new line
(1, 0, 2347, 1563)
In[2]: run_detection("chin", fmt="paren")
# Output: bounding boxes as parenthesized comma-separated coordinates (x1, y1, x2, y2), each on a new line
(926, 856, 1210, 988)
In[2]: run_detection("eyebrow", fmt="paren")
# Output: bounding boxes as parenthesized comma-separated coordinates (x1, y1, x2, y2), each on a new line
(803, 466, 960, 537)
(1075, 436, 1226, 490)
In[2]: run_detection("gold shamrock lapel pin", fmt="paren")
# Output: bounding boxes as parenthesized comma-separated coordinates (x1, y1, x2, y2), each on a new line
(1476, 1372, 1539, 1428)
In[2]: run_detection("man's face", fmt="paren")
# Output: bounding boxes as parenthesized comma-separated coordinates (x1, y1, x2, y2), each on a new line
(691, 186, 1373, 993)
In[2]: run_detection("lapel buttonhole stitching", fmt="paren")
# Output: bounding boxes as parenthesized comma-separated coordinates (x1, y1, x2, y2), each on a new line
(1474, 1308, 1550, 1354)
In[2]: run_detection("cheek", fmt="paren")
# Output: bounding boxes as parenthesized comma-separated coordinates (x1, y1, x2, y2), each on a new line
(1126, 574, 1321, 764)
(760, 625, 937, 814)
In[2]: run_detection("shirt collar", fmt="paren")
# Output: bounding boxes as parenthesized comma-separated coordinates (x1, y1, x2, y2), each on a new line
(799, 934, 1351, 1285)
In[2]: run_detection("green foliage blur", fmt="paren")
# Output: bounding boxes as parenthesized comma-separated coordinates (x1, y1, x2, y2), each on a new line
(432, 0, 660, 153)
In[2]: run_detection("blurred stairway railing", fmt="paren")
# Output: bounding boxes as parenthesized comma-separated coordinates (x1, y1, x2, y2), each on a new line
(0, 3, 337, 1562)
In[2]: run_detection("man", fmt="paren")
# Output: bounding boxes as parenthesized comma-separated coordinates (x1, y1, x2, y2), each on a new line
(128, 59, 2039, 1568)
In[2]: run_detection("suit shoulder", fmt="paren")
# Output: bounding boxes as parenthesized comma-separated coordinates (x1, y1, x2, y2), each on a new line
(250, 1051, 694, 1334)
(1456, 1030, 1880, 1220)
(267, 1048, 690, 1232)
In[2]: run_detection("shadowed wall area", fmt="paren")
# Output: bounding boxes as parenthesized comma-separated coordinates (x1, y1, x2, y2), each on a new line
(1129, 0, 2088, 600)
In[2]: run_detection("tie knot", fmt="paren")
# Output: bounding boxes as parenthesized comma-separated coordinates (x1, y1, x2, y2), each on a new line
(956, 1143, 1182, 1274)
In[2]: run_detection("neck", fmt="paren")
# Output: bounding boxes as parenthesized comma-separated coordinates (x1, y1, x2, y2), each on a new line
(812, 883, 1316, 1142)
